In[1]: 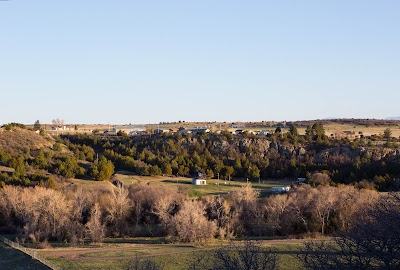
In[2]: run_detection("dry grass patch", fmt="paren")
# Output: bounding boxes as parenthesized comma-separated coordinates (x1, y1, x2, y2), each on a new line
(0, 127, 54, 153)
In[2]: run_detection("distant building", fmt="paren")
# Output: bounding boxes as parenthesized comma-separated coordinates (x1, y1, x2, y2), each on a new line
(271, 186, 291, 194)
(231, 122, 245, 128)
(232, 130, 244, 135)
(259, 130, 273, 136)
(52, 125, 70, 131)
(331, 131, 360, 140)
(192, 172, 207, 185)
(191, 128, 210, 134)
(178, 128, 192, 134)
(154, 128, 170, 134)
(113, 126, 146, 136)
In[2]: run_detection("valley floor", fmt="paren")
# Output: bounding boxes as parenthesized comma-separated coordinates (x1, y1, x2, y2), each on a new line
(37, 238, 317, 270)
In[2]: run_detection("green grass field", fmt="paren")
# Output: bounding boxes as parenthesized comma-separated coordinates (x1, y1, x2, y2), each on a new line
(64, 173, 293, 199)
(113, 173, 293, 198)
(0, 242, 50, 270)
(38, 240, 307, 270)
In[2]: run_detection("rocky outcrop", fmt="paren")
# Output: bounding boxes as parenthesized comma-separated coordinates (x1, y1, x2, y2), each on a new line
(179, 136, 400, 164)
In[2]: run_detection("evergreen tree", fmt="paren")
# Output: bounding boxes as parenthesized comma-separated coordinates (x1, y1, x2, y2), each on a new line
(34, 120, 41, 131)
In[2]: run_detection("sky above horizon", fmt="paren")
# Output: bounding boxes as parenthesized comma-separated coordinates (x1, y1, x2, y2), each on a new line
(1, 0, 399, 124)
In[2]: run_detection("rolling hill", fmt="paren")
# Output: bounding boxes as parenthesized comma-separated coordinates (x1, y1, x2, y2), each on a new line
(0, 127, 54, 153)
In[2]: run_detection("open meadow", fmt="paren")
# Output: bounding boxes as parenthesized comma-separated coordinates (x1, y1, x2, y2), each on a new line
(66, 172, 294, 198)
(241, 123, 400, 137)
(36, 239, 310, 270)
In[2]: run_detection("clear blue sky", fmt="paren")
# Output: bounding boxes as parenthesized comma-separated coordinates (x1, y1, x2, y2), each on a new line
(1, 0, 399, 124)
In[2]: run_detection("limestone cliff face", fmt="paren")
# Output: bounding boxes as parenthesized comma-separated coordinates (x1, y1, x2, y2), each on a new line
(169, 135, 400, 165)
(209, 137, 400, 163)
(313, 146, 400, 164)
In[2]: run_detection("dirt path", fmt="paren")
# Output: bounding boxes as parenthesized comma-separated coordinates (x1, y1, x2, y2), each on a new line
(38, 238, 326, 261)
(40, 244, 182, 260)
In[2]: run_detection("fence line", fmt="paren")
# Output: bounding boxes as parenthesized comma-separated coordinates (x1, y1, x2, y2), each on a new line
(0, 235, 63, 270)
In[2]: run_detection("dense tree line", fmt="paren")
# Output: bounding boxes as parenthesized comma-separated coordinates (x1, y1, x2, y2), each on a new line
(0, 137, 114, 187)
(58, 125, 400, 191)
(1, 123, 400, 191)
(0, 184, 378, 244)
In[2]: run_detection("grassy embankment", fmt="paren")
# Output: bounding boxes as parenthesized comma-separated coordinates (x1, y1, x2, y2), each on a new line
(0, 242, 50, 270)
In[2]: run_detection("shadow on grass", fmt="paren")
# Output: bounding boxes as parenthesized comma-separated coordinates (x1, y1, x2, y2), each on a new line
(104, 238, 172, 245)
(162, 180, 192, 184)
(270, 249, 339, 256)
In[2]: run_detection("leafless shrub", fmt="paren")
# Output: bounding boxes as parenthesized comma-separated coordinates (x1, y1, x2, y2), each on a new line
(213, 240, 277, 270)
(105, 185, 131, 236)
(151, 187, 182, 236)
(263, 185, 378, 236)
(298, 192, 400, 270)
(171, 199, 217, 242)
(203, 195, 238, 240)
(86, 203, 105, 243)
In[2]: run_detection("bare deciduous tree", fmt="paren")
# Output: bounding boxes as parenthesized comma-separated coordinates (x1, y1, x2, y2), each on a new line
(0, 186, 73, 242)
(228, 183, 260, 205)
(203, 195, 238, 240)
(264, 194, 292, 234)
(105, 185, 131, 236)
(172, 199, 216, 242)
(299, 192, 400, 270)
(86, 203, 105, 243)
(214, 240, 277, 270)
(51, 118, 64, 127)
(151, 189, 180, 236)
(312, 186, 336, 235)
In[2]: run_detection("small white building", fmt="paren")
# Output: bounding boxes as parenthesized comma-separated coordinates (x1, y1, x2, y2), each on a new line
(192, 172, 206, 185)
(271, 186, 290, 194)
(232, 130, 244, 135)
(192, 178, 207, 185)
(52, 125, 70, 131)
(259, 130, 273, 136)
(113, 126, 146, 135)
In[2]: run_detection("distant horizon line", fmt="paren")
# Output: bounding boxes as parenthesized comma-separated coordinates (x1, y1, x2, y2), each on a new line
(2, 117, 400, 126)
